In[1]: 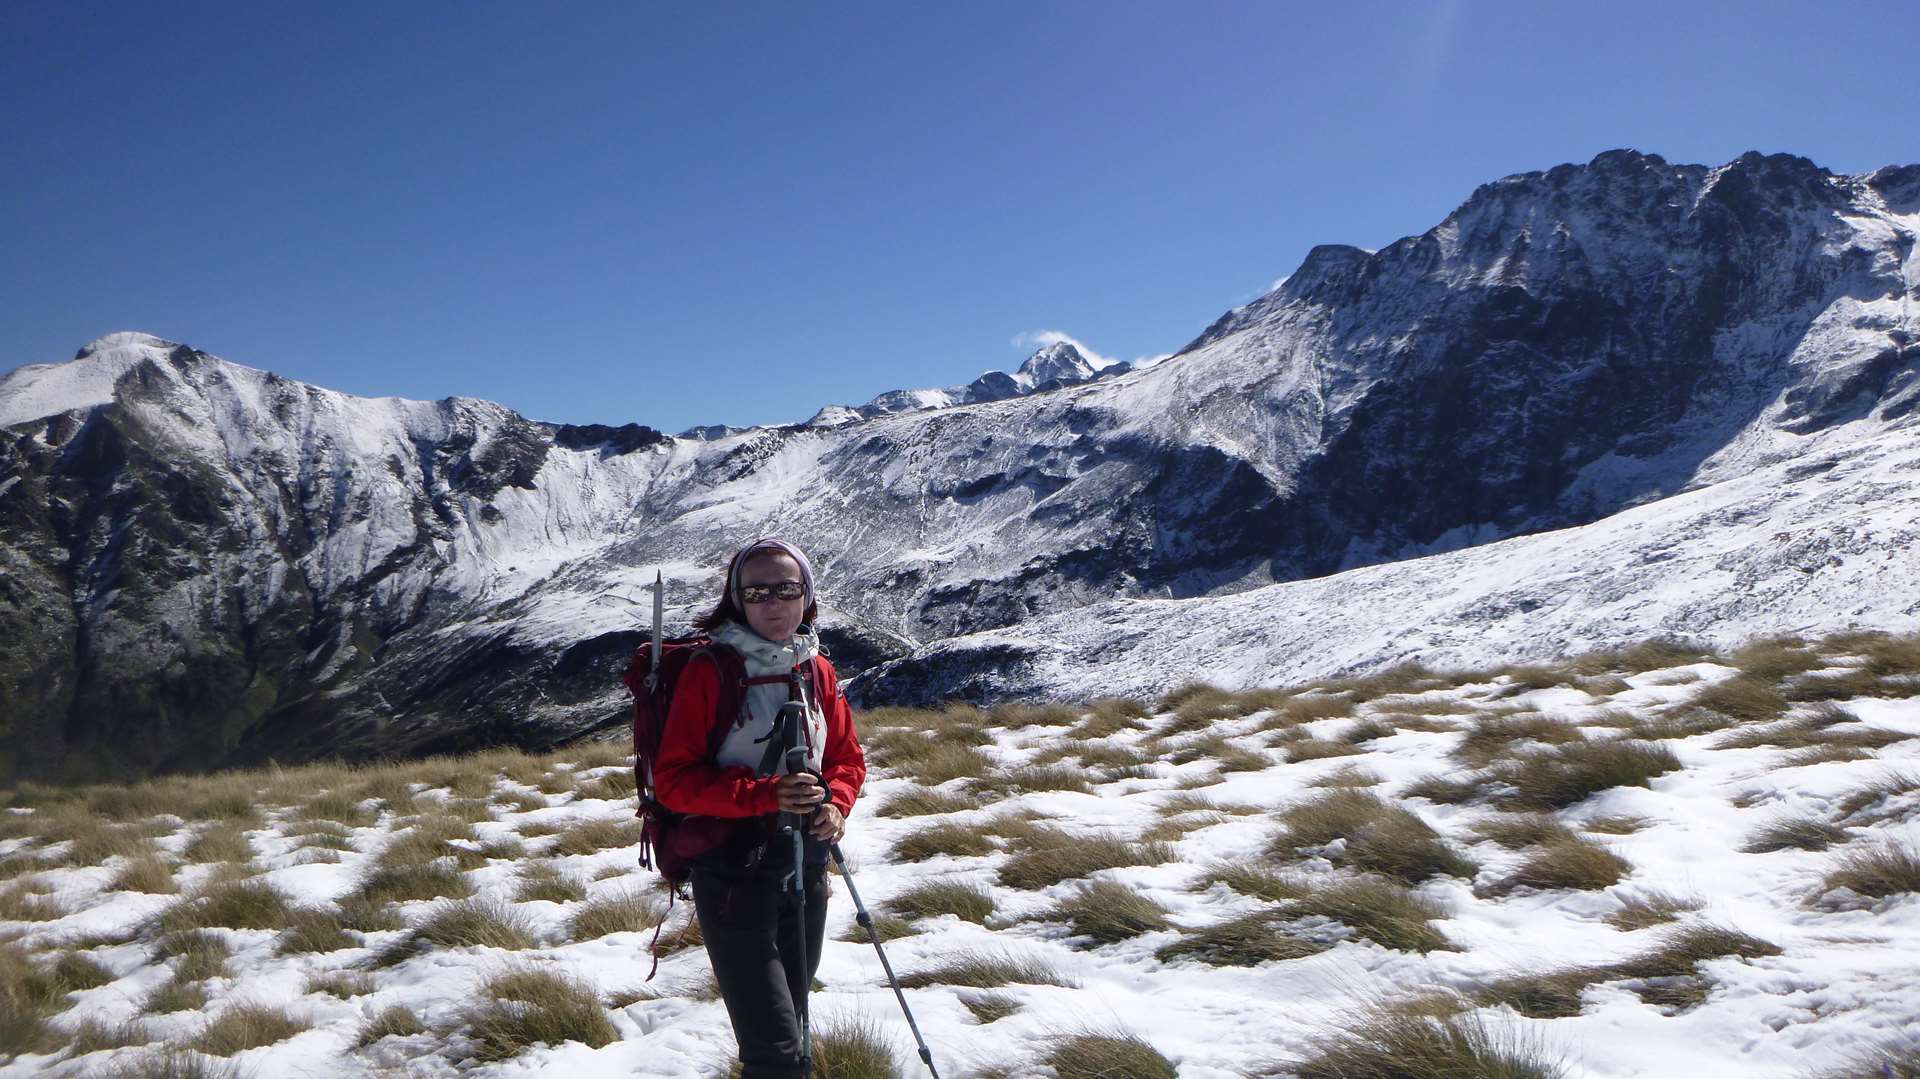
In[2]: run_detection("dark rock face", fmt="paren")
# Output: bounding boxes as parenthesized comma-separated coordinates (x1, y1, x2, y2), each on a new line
(551, 422, 668, 455)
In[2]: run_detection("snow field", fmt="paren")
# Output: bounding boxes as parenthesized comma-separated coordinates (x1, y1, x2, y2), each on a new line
(0, 639, 1917, 1077)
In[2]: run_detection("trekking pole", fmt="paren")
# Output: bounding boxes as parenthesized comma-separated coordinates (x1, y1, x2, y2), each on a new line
(775, 701, 814, 1078)
(829, 843, 940, 1078)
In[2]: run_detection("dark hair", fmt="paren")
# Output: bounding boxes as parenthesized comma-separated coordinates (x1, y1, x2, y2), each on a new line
(695, 547, 818, 631)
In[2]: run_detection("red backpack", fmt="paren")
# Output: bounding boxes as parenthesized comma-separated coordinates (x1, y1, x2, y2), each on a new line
(621, 634, 828, 887)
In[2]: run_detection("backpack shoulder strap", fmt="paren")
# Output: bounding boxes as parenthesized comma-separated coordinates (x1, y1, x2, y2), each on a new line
(694, 643, 750, 758)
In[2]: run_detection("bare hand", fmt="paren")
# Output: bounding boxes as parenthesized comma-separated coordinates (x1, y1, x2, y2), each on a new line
(809, 802, 846, 842)
(775, 772, 825, 814)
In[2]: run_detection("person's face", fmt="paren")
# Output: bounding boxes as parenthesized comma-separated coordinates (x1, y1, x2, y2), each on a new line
(739, 552, 806, 642)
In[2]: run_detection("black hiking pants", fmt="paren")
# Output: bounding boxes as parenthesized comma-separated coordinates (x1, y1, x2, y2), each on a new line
(692, 863, 829, 1079)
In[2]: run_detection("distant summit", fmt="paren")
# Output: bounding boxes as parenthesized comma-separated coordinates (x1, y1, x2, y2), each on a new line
(807, 339, 1135, 426)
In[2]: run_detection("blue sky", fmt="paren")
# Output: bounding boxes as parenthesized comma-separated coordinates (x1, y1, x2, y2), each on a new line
(3, 1, 1914, 432)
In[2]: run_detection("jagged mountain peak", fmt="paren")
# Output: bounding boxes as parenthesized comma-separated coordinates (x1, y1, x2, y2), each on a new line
(1014, 340, 1102, 387)
(806, 337, 1124, 426)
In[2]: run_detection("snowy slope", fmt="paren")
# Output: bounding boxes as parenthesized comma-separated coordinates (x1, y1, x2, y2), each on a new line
(1, 150, 1917, 777)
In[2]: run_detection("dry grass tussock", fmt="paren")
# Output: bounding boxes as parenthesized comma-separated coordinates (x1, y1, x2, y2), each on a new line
(1834, 770, 1920, 825)
(567, 889, 665, 941)
(1729, 636, 1824, 681)
(1817, 842, 1920, 902)
(374, 814, 477, 869)
(514, 861, 587, 903)
(1316, 661, 1451, 702)
(883, 879, 996, 925)
(1692, 673, 1791, 723)
(192, 1003, 312, 1056)
(837, 913, 916, 945)
(1310, 765, 1383, 788)
(0, 940, 119, 1056)
(457, 965, 618, 1062)
(1453, 711, 1582, 768)
(1369, 694, 1474, 716)
(1286, 738, 1369, 763)
(873, 787, 974, 818)
(996, 828, 1176, 890)
(1479, 921, 1780, 1017)
(1194, 860, 1310, 903)
(1605, 890, 1704, 931)
(296, 789, 377, 828)
(1289, 876, 1453, 953)
(355, 1004, 427, 1048)
(1626, 706, 1736, 740)
(575, 769, 638, 801)
(869, 737, 993, 785)
(1140, 810, 1230, 843)
(142, 974, 210, 1015)
(0, 881, 66, 922)
(1070, 697, 1152, 738)
(1568, 636, 1716, 675)
(1269, 790, 1477, 884)
(305, 970, 374, 999)
(275, 906, 357, 955)
(801, 1013, 904, 1079)
(1157, 792, 1260, 816)
(891, 822, 994, 862)
(155, 930, 232, 981)
(1170, 870, 1451, 961)
(970, 764, 1092, 796)
(182, 822, 253, 864)
(1582, 814, 1651, 835)
(1493, 739, 1681, 811)
(353, 860, 475, 906)
(959, 990, 1021, 1024)
(155, 879, 292, 932)
(379, 900, 538, 967)
(1270, 1008, 1567, 1079)
(1742, 816, 1850, 853)
(63, 1016, 158, 1055)
(1402, 773, 1486, 805)
(1714, 704, 1907, 752)
(1047, 1030, 1178, 1079)
(1154, 911, 1330, 966)
(546, 817, 644, 857)
(896, 949, 1076, 989)
(1256, 694, 1359, 732)
(1164, 733, 1270, 772)
(1048, 879, 1172, 945)
(987, 702, 1084, 729)
(1031, 740, 1151, 770)
(1478, 837, 1631, 897)
(1468, 813, 1578, 849)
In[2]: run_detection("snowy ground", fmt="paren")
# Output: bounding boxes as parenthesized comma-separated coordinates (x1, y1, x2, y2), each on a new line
(2, 641, 1917, 1078)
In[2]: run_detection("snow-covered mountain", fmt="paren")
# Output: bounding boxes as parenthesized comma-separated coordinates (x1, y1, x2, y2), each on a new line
(2, 149, 1917, 781)
(804, 340, 1130, 427)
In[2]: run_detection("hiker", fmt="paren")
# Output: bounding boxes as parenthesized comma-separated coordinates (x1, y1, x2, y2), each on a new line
(652, 538, 867, 1079)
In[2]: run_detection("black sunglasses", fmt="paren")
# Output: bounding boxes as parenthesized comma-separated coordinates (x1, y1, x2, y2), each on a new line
(740, 581, 806, 604)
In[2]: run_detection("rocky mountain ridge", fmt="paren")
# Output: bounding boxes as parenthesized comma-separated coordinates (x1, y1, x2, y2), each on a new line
(2, 149, 1916, 782)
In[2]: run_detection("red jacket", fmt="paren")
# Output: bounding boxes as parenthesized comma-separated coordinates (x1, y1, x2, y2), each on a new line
(654, 652, 866, 819)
